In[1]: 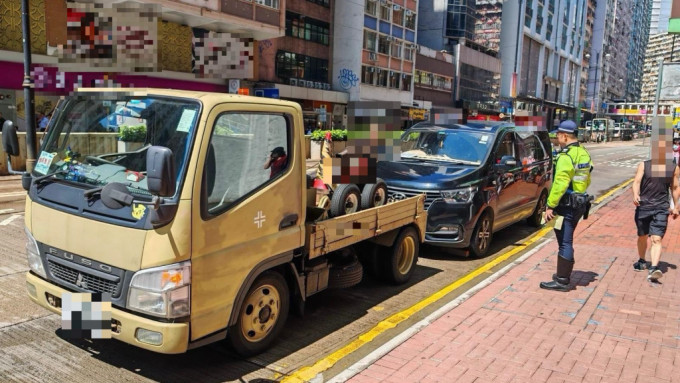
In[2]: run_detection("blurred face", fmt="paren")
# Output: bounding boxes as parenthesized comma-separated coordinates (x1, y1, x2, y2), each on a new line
(651, 124, 675, 176)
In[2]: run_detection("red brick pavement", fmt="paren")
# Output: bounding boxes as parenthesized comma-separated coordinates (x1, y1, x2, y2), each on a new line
(345, 188, 680, 383)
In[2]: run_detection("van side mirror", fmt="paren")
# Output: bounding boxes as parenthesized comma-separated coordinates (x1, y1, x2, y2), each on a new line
(497, 155, 517, 168)
(2, 121, 19, 156)
(146, 146, 176, 197)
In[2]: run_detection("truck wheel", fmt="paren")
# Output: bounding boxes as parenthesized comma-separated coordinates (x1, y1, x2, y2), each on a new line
(227, 271, 289, 357)
(381, 227, 419, 284)
(469, 212, 493, 258)
(330, 184, 361, 217)
(360, 179, 388, 210)
(527, 190, 548, 227)
(328, 257, 364, 289)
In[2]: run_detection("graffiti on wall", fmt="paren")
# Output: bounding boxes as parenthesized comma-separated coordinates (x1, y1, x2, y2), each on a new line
(338, 68, 359, 90)
(258, 39, 272, 54)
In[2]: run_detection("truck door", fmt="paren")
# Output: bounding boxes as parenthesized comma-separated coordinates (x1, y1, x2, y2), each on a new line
(190, 104, 304, 341)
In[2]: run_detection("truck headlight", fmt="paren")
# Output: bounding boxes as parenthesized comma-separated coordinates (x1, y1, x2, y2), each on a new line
(441, 186, 478, 204)
(25, 227, 46, 278)
(128, 261, 191, 319)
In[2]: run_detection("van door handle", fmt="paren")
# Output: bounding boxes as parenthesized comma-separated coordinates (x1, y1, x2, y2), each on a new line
(279, 214, 298, 230)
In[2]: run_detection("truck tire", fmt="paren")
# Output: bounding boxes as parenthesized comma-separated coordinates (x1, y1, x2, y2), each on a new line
(328, 257, 364, 289)
(330, 184, 361, 217)
(227, 271, 289, 357)
(360, 179, 388, 210)
(381, 227, 419, 285)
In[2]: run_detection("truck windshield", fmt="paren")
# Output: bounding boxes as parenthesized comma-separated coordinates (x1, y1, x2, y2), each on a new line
(37, 94, 200, 196)
(400, 130, 492, 165)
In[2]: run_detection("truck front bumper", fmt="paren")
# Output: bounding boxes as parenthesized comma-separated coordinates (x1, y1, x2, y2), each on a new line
(26, 272, 190, 354)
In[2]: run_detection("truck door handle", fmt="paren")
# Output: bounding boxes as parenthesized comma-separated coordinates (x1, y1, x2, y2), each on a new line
(279, 214, 298, 230)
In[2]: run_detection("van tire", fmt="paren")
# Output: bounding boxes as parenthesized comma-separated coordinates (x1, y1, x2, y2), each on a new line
(360, 179, 388, 210)
(469, 212, 493, 258)
(380, 227, 419, 284)
(527, 190, 548, 227)
(227, 271, 289, 357)
(330, 184, 361, 217)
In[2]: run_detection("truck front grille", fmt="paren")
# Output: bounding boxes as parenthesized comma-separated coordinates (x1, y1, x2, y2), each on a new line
(387, 186, 440, 210)
(48, 261, 120, 297)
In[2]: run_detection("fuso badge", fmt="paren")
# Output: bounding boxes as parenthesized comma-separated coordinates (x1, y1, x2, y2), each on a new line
(254, 211, 266, 228)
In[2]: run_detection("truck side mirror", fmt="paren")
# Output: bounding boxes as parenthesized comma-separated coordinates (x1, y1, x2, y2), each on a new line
(2, 121, 19, 156)
(147, 146, 176, 197)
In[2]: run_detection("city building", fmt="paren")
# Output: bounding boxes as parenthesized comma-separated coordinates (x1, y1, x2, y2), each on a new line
(0, 0, 287, 130)
(624, 0, 652, 102)
(412, 46, 454, 126)
(641, 0, 677, 104)
(500, 0, 588, 127)
(579, 0, 596, 120)
(650, 0, 673, 34)
(256, 0, 349, 132)
(334, 0, 419, 127)
(418, 0, 502, 121)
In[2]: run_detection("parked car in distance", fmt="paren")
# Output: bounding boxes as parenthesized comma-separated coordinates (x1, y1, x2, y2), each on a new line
(378, 121, 553, 257)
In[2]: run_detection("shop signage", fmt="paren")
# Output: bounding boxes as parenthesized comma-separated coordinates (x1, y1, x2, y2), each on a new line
(409, 108, 427, 120)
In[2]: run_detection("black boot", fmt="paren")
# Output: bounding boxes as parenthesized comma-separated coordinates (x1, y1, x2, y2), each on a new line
(540, 256, 574, 292)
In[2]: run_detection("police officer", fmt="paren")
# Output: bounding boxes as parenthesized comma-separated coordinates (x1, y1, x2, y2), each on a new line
(540, 120, 594, 292)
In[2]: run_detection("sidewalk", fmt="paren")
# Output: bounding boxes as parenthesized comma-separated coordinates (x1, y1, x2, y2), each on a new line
(344, 187, 680, 383)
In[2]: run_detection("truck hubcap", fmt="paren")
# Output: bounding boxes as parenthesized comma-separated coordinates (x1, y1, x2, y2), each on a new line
(374, 188, 386, 206)
(241, 284, 280, 342)
(397, 236, 415, 274)
(345, 194, 358, 214)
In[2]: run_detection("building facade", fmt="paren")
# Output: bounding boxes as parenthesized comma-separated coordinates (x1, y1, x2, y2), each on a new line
(334, 0, 418, 123)
(625, 0, 653, 102)
(650, 0, 673, 34)
(500, 0, 588, 127)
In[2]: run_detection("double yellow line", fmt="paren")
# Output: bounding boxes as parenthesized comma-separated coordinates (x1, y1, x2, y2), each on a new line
(282, 178, 634, 383)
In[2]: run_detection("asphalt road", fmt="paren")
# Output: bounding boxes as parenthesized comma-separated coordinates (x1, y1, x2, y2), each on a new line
(0, 139, 650, 383)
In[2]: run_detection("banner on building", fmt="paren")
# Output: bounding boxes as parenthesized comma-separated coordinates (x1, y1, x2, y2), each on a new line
(192, 30, 254, 79)
(57, 2, 159, 72)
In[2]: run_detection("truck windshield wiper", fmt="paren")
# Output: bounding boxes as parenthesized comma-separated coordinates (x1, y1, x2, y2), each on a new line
(33, 169, 68, 186)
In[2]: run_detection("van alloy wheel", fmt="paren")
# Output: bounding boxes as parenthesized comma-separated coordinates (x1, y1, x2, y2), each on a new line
(477, 219, 491, 251)
(240, 283, 281, 342)
(469, 213, 493, 258)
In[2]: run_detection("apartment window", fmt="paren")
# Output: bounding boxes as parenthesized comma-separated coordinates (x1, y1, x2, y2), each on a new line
(380, 4, 391, 21)
(402, 74, 412, 91)
(443, 77, 452, 90)
(307, 0, 330, 7)
(377, 69, 388, 87)
(419, 71, 432, 86)
(525, 0, 533, 28)
(393, 7, 404, 26)
(364, 30, 377, 51)
(391, 42, 402, 58)
(275, 50, 328, 82)
(405, 11, 416, 29)
(536, 5, 543, 33)
(286, 13, 330, 45)
(404, 47, 413, 61)
(433, 75, 446, 89)
(389, 71, 401, 88)
(256, 0, 280, 9)
(366, 0, 377, 16)
(378, 35, 390, 55)
(362, 66, 376, 85)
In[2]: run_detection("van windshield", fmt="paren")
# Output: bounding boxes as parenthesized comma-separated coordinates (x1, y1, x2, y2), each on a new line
(400, 130, 492, 165)
(36, 94, 200, 196)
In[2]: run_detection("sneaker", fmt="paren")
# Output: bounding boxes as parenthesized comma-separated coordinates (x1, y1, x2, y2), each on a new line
(648, 267, 663, 281)
(633, 260, 649, 272)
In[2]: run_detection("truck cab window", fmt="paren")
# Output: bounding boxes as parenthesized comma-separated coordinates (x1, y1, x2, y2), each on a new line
(205, 113, 290, 215)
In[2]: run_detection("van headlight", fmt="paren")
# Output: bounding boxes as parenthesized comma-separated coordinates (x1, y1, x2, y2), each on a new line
(441, 186, 478, 204)
(128, 261, 191, 319)
(25, 227, 46, 278)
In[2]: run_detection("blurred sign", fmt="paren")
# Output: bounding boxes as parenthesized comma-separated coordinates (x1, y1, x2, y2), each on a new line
(409, 108, 427, 120)
(254, 88, 279, 98)
(659, 63, 680, 100)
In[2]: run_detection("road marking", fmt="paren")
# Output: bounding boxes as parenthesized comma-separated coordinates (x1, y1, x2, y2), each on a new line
(329, 239, 554, 383)
(281, 225, 554, 383)
(0, 214, 21, 226)
(0, 192, 26, 197)
(594, 178, 634, 205)
(0, 208, 15, 215)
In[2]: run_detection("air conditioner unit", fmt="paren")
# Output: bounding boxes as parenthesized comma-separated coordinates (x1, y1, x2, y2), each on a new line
(289, 78, 298, 86)
(369, 52, 377, 61)
(406, 9, 412, 16)
(324, 83, 331, 90)
(315, 82, 323, 89)
(393, 4, 400, 10)
(306, 81, 314, 88)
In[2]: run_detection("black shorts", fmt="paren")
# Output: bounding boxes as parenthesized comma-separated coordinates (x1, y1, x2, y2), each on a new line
(635, 208, 670, 237)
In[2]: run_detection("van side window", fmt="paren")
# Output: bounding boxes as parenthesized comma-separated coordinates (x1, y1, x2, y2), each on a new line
(518, 134, 546, 162)
(495, 132, 516, 163)
(204, 113, 290, 216)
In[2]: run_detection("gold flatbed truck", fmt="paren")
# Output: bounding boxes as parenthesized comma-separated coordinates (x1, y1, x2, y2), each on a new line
(3, 88, 426, 356)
